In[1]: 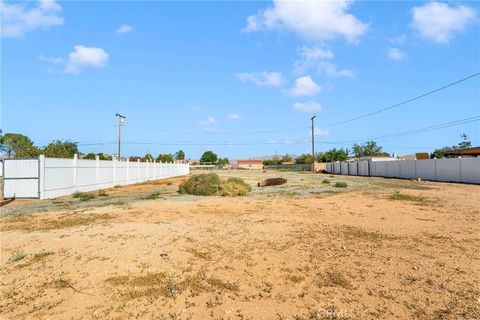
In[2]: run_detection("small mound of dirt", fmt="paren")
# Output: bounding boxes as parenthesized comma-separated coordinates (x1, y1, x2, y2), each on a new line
(258, 178, 287, 187)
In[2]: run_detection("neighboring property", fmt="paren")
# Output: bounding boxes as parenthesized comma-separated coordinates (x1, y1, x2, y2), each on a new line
(237, 160, 263, 170)
(443, 147, 480, 158)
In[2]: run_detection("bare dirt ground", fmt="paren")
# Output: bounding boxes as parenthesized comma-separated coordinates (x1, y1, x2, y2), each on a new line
(1, 170, 479, 320)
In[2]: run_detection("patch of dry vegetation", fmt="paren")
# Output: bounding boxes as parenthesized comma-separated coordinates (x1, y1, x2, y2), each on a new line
(179, 173, 251, 196)
(1, 213, 114, 232)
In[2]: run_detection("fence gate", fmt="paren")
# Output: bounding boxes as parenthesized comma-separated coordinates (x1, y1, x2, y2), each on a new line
(2, 159, 40, 199)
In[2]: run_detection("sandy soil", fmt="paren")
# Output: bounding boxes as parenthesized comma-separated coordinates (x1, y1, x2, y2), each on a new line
(1, 170, 479, 319)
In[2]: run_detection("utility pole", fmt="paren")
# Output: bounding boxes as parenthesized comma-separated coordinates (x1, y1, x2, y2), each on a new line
(116, 113, 126, 160)
(311, 115, 316, 173)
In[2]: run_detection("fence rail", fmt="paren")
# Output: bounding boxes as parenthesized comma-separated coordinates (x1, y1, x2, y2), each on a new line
(3, 155, 190, 199)
(325, 158, 480, 184)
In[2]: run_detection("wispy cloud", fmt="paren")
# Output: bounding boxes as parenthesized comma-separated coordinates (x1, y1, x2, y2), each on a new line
(236, 71, 285, 87)
(1, 0, 64, 38)
(228, 113, 240, 120)
(65, 45, 109, 74)
(294, 46, 353, 77)
(292, 101, 322, 113)
(115, 24, 133, 34)
(200, 116, 216, 126)
(388, 47, 407, 61)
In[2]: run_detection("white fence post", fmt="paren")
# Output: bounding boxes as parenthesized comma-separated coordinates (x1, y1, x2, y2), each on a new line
(146, 160, 149, 181)
(137, 159, 140, 183)
(73, 153, 78, 191)
(95, 155, 99, 186)
(113, 156, 117, 186)
(127, 158, 130, 183)
(39, 155, 45, 199)
(154, 159, 156, 180)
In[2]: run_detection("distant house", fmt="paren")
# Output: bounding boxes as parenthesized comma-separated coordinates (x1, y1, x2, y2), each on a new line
(237, 160, 263, 170)
(443, 147, 480, 158)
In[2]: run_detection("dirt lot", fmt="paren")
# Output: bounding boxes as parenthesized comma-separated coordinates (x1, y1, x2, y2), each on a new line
(1, 170, 479, 319)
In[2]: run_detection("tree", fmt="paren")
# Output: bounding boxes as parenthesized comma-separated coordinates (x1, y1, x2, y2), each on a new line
(157, 153, 174, 162)
(200, 151, 218, 164)
(83, 153, 97, 160)
(458, 134, 472, 149)
(295, 153, 312, 164)
(43, 140, 78, 158)
(352, 141, 388, 158)
(129, 156, 142, 162)
(281, 154, 293, 163)
(217, 157, 229, 165)
(0, 133, 40, 158)
(431, 134, 473, 159)
(143, 153, 154, 162)
(174, 150, 185, 160)
(317, 148, 349, 162)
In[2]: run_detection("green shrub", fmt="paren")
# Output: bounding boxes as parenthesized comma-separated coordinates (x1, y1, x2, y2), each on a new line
(72, 191, 96, 201)
(143, 191, 161, 200)
(97, 190, 108, 197)
(334, 182, 348, 188)
(322, 179, 330, 184)
(11, 251, 27, 263)
(179, 174, 250, 197)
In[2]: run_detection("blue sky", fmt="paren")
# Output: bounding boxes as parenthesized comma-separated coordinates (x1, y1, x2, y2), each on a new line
(2, 0, 479, 159)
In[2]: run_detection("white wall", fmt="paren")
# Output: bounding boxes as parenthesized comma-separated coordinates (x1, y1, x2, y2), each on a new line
(326, 158, 480, 185)
(40, 155, 189, 199)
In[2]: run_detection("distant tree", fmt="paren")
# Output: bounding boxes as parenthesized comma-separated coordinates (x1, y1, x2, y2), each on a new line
(129, 156, 142, 162)
(352, 141, 388, 158)
(263, 159, 281, 165)
(143, 153, 154, 162)
(174, 150, 185, 160)
(83, 153, 96, 160)
(157, 153, 174, 162)
(43, 140, 78, 158)
(431, 134, 473, 159)
(316, 148, 350, 162)
(0, 133, 40, 158)
(281, 154, 293, 163)
(458, 133, 472, 149)
(295, 153, 312, 164)
(200, 151, 218, 164)
(97, 153, 112, 160)
(217, 157, 229, 165)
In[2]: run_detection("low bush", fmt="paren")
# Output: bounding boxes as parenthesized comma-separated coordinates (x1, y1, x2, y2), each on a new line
(179, 173, 250, 197)
(334, 182, 348, 188)
(322, 179, 330, 184)
(98, 190, 108, 197)
(72, 191, 96, 201)
(143, 191, 161, 200)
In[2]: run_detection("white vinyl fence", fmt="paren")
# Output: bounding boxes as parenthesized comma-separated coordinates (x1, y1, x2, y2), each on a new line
(2, 155, 190, 199)
(325, 158, 480, 184)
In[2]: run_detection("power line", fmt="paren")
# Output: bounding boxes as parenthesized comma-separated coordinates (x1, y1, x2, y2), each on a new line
(122, 124, 310, 135)
(322, 72, 480, 127)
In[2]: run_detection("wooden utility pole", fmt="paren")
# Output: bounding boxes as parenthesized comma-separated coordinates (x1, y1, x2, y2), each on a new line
(311, 115, 316, 173)
(116, 113, 126, 160)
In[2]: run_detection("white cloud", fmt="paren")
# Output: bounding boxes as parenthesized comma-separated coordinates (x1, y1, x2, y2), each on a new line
(292, 101, 322, 113)
(388, 47, 407, 61)
(38, 54, 64, 64)
(243, 0, 368, 43)
(294, 46, 353, 77)
(388, 34, 407, 45)
(290, 76, 322, 96)
(200, 117, 216, 126)
(116, 24, 133, 34)
(411, 1, 477, 44)
(313, 127, 329, 137)
(236, 71, 285, 87)
(1, 0, 64, 38)
(317, 61, 354, 77)
(228, 113, 240, 120)
(65, 45, 109, 74)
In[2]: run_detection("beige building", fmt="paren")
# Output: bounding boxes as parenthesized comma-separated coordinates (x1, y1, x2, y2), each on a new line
(237, 160, 263, 170)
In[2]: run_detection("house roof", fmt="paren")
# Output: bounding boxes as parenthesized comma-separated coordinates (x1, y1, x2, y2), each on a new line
(443, 147, 480, 156)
